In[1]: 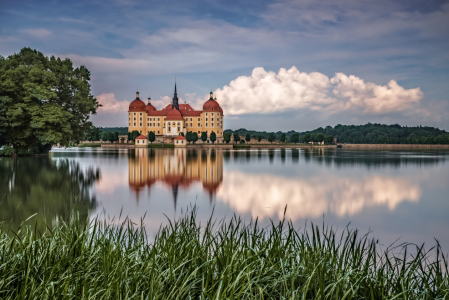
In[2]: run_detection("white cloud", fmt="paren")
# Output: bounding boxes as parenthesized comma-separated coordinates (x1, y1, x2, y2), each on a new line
(213, 66, 423, 116)
(97, 93, 130, 114)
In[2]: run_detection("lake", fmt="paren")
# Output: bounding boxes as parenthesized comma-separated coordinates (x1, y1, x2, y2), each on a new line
(1, 147, 448, 250)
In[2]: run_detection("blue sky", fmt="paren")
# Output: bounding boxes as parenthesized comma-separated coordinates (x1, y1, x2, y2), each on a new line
(1, 0, 448, 131)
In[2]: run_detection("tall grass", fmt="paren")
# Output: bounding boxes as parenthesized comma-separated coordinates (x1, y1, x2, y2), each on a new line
(0, 209, 447, 299)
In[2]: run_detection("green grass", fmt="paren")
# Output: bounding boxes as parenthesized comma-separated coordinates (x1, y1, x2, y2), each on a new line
(78, 143, 102, 148)
(0, 209, 447, 299)
(148, 143, 174, 148)
(233, 144, 251, 149)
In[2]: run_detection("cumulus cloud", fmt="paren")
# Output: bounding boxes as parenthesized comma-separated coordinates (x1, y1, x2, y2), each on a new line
(213, 66, 423, 116)
(97, 93, 130, 114)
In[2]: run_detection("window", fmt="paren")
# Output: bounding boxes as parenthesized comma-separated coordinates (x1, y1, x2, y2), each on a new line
(212, 118, 214, 121)
(177, 140, 178, 144)
(158, 123, 160, 127)
(148, 118, 150, 120)
(206, 118, 208, 121)
(140, 118, 142, 121)
(134, 118, 136, 121)
(137, 140, 139, 144)
(140, 130, 142, 133)
(158, 131, 160, 134)
(140, 123, 142, 126)
(206, 113, 208, 116)
(198, 118, 200, 121)
(134, 123, 136, 126)
(153, 123, 155, 127)
(140, 113, 142, 115)
(206, 123, 208, 127)
(158, 118, 160, 121)
(190, 118, 192, 121)
(147, 123, 149, 126)
(190, 123, 192, 127)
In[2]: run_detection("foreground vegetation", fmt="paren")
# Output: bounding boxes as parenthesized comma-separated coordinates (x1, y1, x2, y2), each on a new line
(0, 210, 447, 299)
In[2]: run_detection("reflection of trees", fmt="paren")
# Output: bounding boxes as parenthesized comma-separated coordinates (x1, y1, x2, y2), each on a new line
(222, 148, 447, 168)
(0, 157, 99, 232)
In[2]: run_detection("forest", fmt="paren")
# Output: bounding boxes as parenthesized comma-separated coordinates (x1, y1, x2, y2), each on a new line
(225, 123, 449, 144)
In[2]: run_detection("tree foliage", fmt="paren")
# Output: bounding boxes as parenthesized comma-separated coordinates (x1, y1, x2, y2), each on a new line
(223, 132, 230, 144)
(192, 132, 198, 144)
(210, 131, 216, 144)
(148, 131, 155, 144)
(245, 133, 251, 142)
(257, 135, 262, 142)
(290, 133, 299, 143)
(201, 132, 207, 142)
(0, 48, 100, 153)
(128, 130, 140, 142)
(280, 133, 286, 143)
(233, 133, 240, 143)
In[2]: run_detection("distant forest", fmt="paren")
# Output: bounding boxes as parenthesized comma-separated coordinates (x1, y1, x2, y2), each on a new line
(99, 127, 128, 135)
(224, 124, 449, 144)
(99, 124, 449, 144)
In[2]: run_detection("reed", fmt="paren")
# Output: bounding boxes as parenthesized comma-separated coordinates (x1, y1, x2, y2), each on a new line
(0, 209, 447, 299)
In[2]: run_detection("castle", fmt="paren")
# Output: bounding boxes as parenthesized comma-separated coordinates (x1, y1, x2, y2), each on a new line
(128, 83, 224, 142)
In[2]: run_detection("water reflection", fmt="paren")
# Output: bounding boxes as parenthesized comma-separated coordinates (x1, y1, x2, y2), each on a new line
(0, 156, 99, 232)
(218, 171, 420, 220)
(128, 148, 223, 206)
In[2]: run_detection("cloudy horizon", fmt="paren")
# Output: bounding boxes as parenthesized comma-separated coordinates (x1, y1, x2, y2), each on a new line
(1, 0, 448, 131)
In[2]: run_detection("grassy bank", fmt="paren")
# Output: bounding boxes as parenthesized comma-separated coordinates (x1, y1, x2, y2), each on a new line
(148, 143, 174, 148)
(0, 210, 447, 299)
(78, 143, 102, 147)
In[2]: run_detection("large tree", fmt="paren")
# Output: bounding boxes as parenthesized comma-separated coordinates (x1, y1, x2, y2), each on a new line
(268, 133, 275, 144)
(280, 133, 286, 143)
(245, 133, 251, 143)
(233, 133, 240, 143)
(0, 48, 100, 154)
(290, 133, 299, 143)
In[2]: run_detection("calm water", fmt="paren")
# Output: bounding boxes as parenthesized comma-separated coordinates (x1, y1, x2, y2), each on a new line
(1, 147, 448, 250)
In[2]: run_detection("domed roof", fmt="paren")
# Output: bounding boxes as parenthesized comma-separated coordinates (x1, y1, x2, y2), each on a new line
(146, 103, 156, 112)
(203, 93, 221, 111)
(129, 99, 146, 112)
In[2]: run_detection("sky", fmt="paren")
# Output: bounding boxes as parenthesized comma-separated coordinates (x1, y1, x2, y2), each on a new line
(1, 0, 448, 131)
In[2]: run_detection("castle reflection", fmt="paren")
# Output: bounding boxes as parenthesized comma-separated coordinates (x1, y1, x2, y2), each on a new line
(128, 148, 223, 206)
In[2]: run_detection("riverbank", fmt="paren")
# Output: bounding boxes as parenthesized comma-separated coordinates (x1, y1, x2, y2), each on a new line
(1, 210, 446, 299)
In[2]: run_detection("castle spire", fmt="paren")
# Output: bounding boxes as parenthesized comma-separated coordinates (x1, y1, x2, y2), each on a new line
(172, 81, 179, 110)
(136, 88, 140, 100)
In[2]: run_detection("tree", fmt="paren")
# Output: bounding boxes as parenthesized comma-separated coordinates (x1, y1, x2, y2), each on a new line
(291, 133, 299, 143)
(223, 132, 230, 144)
(127, 130, 140, 142)
(316, 133, 324, 143)
(326, 135, 334, 144)
(201, 132, 208, 143)
(180, 132, 184, 137)
(210, 131, 216, 143)
(245, 133, 251, 143)
(186, 131, 192, 144)
(85, 125, 101, 142)
(303, 133, 311, 143)
(268, 133, 275, 144)
(257, 135, 262, 142)
(107, 132, 114, 143)
(0, 48, 100, 154)
(113, 131, 119, 143)
(102, 132, 108, 142)
(233, 133, 240, 144)
(192, 132, 198, 144)
(148, 131, 155, 144)
(280, 133, 286, 143)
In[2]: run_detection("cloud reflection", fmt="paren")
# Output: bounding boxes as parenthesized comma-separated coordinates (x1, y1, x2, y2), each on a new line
(217, 170, 420, 220)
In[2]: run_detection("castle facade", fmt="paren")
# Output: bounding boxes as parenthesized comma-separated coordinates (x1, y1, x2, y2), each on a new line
(128, 83, 224, 140)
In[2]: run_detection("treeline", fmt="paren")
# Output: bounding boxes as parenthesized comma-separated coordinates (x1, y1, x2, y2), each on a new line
(225, 123, 449, 144)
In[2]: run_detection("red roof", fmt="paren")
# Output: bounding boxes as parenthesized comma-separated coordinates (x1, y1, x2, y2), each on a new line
(165, 108, 184, 120)
(136, 135, 147, 139)
(129, 99, 146, 112)
(175, 135, 186, 140)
